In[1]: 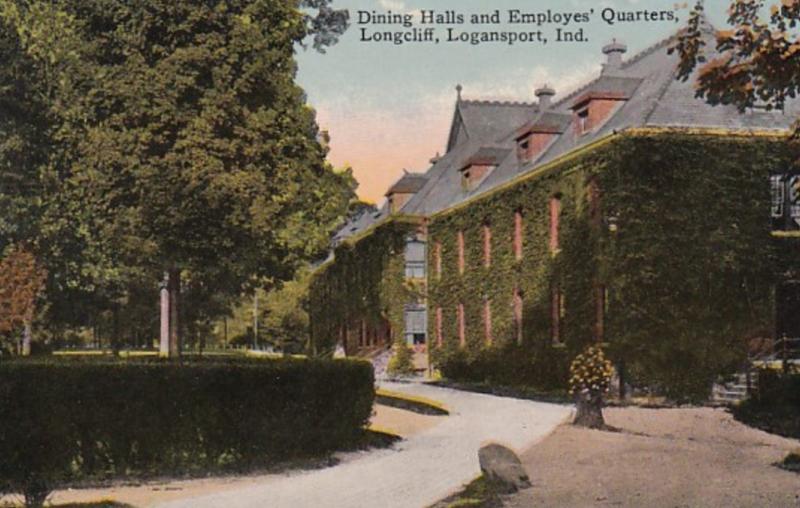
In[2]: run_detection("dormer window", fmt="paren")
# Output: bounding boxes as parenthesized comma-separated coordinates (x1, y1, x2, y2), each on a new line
(385, 172, 428, 214)
(514, 119, 566, 164)
(459, 163, 495, 191)
(569, 75, 641, 136)
(460, 147, 508, 192)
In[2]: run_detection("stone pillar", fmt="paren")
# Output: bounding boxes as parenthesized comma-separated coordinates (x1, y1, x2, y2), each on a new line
(21, 321, 31, 356)
(159, 273, 170, 357)
(168, 269, 180, 357)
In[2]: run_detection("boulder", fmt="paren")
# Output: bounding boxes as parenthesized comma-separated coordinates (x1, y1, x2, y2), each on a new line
(478, 443, 531, 493)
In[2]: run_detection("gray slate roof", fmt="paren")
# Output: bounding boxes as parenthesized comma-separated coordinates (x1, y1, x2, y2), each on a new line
(334, 27, 800, 241)
(386, 172, 428, 195)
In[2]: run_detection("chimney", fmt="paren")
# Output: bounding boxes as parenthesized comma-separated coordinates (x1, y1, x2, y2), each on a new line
(602, 39, 627, 74)
(430, 152, 441, 164)
(535, 85, 556, 110)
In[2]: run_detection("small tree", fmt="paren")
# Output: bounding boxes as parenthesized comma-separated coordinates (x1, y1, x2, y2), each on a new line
(387, 340, 415, 377)
(569, 345, 614, 429)
(0, 245, 46, 355)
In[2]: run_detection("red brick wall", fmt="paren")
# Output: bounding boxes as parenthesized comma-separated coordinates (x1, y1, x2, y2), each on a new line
(389, 192, 413, 213)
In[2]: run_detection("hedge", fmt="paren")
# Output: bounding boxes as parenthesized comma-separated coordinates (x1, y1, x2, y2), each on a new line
(732, 369, 800, 439)
(0, 357, 374, 505)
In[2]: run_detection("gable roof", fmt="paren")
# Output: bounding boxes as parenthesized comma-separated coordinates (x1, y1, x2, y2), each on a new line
(446, 99, 538, 152)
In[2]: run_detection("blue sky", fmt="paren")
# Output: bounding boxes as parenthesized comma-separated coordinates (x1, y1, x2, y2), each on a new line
(295, 0, 731, 202)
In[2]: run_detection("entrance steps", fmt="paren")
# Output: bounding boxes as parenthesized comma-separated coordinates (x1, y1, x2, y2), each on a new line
(711, 372, 757, 405)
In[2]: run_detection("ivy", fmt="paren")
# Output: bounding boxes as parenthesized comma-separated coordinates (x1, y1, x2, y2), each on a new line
(427, 131, 800, 401)
(309, 218, 420, 356)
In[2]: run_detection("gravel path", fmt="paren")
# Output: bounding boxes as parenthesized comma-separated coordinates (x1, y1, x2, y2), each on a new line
(156, 382, 571, 508)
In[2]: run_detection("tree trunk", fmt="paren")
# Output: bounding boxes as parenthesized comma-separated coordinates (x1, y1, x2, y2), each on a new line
(21, 321, 32, 356)
(573, 391, 606, 429)
(168, 269, 181, 358)
(23, 476, 49, 508)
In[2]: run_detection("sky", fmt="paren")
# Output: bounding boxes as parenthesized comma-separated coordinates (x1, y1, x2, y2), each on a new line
(295, 0, 732, 203)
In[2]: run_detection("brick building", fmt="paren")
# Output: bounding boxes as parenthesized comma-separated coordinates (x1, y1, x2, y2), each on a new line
(310, 30, 800, 378)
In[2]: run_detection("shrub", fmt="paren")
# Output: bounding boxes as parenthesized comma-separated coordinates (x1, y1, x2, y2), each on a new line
(733, 369, 800, 439)
(0, 357, 374, 506)
(387, 341, 415, 377)
(432, 342, 569, 392)
(569, 345, 613, 428)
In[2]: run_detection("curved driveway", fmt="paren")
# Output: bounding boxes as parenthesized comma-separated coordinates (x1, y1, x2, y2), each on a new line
(158, 382, 571, 508)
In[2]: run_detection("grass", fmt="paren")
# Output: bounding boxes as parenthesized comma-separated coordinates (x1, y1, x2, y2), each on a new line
(426, 380, 571, 405)
(375, 388, 449, 415)
(53, 502, 133, 508)
(776, 449, 800, 474)
(428, 475, 506, 508)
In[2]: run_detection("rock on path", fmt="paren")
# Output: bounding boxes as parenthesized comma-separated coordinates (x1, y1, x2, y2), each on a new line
(157, 382, 571, 508)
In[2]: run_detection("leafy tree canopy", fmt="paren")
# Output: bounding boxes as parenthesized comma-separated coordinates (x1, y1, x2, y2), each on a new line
(0, 0, 355, 332)
(671, 0, 800, 126)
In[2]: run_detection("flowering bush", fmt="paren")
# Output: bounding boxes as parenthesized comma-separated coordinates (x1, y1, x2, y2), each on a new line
(569, 345, 613, 397)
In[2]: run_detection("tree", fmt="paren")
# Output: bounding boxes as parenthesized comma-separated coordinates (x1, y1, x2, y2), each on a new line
(0, 0, 355, 354)
(0, 245, 46, 355)
(671, 0, 800, 128)
(259, 267, 313, 354)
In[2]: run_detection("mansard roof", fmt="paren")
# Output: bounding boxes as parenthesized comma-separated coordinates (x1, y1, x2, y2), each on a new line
(335, 25, 800, 239)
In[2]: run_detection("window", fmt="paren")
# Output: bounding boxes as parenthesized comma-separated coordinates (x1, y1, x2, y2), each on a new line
(436, 307, 443, 347)
(513, 288, 523, 345)
(772, 172, 800, 231)
(576, 108, 589, 134)
(457, 230, 465, 274)
(771, 174, 785, 219)
(457, 303, 465, 347)
(483, 222, 492, 268)
(404, 305, 427, 345)
(461, 169, 472, 191)
(587, 179, 601, 227)
(513, 209, 523, 260)
(517, 137, 530, 161)
(551, 287, 564, 345)
(434, 241, 442, 279)
(549, 195, 561, 254)
(404, 239, 426, 279)
(483, 297, 493, 344)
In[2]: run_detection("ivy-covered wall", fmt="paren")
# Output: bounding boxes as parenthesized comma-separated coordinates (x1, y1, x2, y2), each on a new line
(309, 217, 421, 356)
(427, 130, 800, 400)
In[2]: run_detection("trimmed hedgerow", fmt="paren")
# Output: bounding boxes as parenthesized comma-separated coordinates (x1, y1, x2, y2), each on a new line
(428, 130, 800, 401)
(0, 357, 374, 505)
